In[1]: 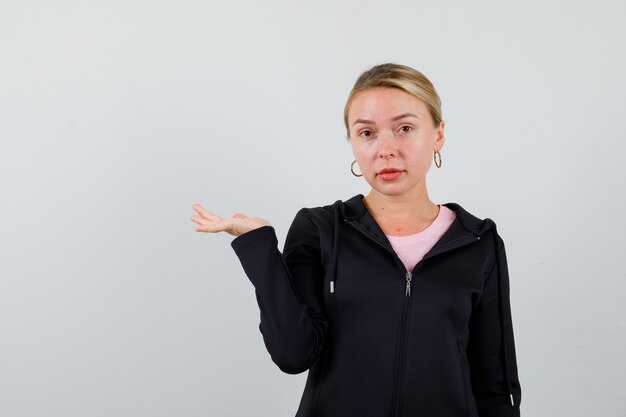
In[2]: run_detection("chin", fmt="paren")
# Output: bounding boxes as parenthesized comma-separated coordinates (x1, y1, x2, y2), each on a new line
(371, 184, 409, 197)
(369, 177, 423, 196)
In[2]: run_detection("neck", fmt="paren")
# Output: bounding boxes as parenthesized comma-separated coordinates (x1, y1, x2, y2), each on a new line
(363, 185, 439, 221)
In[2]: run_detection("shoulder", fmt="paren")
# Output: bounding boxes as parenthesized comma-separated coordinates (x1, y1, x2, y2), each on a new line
(442, 201, 500, 236)
(284, 197, 355, 251)
(442, 201, 508, 255)
(292, 194, 365, 225)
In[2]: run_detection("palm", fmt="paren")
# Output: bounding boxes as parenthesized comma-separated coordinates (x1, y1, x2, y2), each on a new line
(191, 204, 271, 237)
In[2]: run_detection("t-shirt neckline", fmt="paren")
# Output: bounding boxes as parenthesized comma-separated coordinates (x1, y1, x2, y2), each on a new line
(385, 204, 447, 240)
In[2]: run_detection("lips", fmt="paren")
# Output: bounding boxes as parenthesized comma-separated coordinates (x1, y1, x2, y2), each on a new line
(378, 168, 402, 175)
(378, 168, 404, 181)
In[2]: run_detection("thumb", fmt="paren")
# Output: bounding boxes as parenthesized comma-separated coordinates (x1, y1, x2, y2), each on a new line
(232, 213, 248, 219)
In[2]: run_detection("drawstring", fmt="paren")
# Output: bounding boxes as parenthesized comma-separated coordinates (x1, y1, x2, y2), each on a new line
(492, 225, 515, 407)
(329, 202, 341, 294)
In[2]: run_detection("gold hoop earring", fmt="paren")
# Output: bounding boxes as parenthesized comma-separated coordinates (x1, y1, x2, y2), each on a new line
(433, 150, 442, 168)
(350, 160, 363, 177)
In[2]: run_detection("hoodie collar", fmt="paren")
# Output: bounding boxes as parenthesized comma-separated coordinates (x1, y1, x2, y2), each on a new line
(335, 194, 496, 240)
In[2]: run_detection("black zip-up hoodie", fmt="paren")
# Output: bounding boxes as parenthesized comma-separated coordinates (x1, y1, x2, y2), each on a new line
(230, 194, 522, 417)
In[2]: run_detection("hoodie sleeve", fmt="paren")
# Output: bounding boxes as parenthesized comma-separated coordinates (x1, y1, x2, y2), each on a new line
(468, 231, 522, 417)
(230, 208, 328, 375)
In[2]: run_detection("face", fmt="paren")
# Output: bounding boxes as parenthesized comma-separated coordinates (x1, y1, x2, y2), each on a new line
(347, 87, 445, 198)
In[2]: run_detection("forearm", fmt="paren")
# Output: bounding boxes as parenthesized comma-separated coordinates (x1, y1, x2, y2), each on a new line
(231, 225, 327, 374)
(469, 235, 522, 416)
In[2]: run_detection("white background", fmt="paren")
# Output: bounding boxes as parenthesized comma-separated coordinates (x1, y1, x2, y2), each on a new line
(1, 1, 625, 416)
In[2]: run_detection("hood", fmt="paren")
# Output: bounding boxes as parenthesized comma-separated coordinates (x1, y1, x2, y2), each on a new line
(325, 194, 516, 407)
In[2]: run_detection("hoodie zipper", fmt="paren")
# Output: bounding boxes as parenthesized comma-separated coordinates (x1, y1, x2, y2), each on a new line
(405, 271, 412, 297)
(344, 219, 481, 417)
(393, 284, 411, 417)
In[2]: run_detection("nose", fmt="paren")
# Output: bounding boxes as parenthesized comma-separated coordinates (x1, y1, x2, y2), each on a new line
(377, 131, 396, 158)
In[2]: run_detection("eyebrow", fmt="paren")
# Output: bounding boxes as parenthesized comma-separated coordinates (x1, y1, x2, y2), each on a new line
(352, 113, 419, 126)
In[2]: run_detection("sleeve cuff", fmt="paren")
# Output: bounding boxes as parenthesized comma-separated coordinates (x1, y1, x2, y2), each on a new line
(230, 225, 276, 252)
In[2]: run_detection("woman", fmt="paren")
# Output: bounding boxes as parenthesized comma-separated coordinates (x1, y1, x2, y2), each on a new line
(191, 63, 522, 417)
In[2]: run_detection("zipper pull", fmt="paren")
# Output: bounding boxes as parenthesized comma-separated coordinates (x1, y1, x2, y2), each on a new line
(405, 271, 412, 297)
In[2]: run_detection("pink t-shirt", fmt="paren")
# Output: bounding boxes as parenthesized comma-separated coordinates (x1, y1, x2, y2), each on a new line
(384, 205, 456, 272)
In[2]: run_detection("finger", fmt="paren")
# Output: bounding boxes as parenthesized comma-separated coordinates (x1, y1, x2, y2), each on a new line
(192, 204, 222, 220)
(195, 217, 230, 233)
(190, 214, 208, 225)
(191, 214, 221, 228)
(233, 213, 248, 219)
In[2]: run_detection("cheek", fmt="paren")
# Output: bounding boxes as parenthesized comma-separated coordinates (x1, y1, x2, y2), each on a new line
(351, 142, 373, 160)
(353, 141, 378, 157)
(410, 147, 436, 169)
(351, 147, 376, 176)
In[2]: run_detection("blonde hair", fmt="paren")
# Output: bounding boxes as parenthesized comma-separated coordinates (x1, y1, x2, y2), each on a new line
(343, 63, 443, 138)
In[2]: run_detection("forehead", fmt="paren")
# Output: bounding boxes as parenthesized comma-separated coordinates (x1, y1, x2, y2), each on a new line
(348, 87, 428, 123)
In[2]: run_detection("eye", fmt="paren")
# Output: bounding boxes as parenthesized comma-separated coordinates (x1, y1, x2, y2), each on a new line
(399, 125, 413, 134)
(359, 129, 374, 138)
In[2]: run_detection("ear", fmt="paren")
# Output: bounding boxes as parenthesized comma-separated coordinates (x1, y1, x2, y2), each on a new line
(434, 119, 445, 151)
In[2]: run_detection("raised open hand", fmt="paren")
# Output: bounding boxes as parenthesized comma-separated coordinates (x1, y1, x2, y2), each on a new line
(191, 204, 271, 237)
